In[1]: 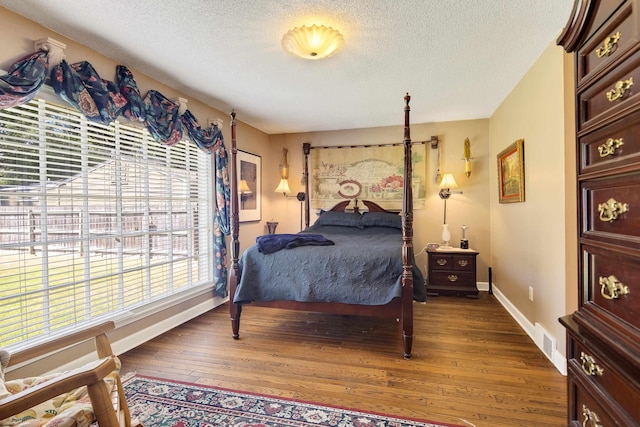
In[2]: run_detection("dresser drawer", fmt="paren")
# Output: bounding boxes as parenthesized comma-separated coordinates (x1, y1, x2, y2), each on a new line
(581, 172, 640, 248)
(578, 49, 640, 130)
(581, 244, 640, 330)
(569, 333, 640, 421)
(578, 1, 637, 86)
(579, 108, 640, 176)
(568, 363, 639, 426)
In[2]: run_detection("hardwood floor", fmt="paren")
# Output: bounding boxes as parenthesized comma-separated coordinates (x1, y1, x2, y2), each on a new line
(119, 292, 567, 427)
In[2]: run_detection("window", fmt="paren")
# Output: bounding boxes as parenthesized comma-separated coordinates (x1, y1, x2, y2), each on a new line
(0, 97, 214, 349)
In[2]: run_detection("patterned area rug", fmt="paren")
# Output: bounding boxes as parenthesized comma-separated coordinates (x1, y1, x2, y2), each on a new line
(123, 375, 467, 427)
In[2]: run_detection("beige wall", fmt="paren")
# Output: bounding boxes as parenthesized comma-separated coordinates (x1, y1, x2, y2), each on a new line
(489, 39, 574, 358)
(268, 119, 491, 281)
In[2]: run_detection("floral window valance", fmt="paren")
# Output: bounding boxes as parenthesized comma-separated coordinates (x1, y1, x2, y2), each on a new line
(0, 50, 49, 109)
(0, 47, 231, 298)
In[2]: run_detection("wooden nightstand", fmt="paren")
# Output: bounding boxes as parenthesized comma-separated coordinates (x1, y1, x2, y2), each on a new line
(426, 247, 479, 298)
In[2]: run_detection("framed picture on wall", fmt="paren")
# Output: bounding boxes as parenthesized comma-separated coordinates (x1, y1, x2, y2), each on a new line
(497, 139, 525, 203)
(237, 150, 261, 222)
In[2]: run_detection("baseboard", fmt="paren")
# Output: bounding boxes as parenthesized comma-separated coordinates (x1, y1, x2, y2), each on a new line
(488, 284, 567, 375)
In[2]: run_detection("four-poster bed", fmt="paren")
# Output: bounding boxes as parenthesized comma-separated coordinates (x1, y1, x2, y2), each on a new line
(227, 94, 421, 358)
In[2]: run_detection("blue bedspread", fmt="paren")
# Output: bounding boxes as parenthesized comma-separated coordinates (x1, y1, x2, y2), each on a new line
(234, 224, 426, 305)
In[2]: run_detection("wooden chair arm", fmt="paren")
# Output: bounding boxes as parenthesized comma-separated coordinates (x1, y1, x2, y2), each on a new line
(0, 356, 117, 420)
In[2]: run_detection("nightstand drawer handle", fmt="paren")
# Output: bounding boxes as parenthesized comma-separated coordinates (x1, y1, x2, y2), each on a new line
(457, 260, 468, 267)
(598, 137, 624, 157)
(580, 352, 604, 377)
(447, 275, 458, 282)
(599, 275, 629, 300)
(606, 77, 633, 102)
(596, 31, 621, 58)
(437, 259, 447, 266)
(582, 404, 602, 427)
(597, 198, 628, 222)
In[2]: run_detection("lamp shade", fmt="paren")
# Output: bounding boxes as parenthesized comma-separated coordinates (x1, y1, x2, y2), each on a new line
(238, 179, 251, 194)
(282, 25, 344, 60)
(439, 173, 458, 189)
(275, 178, 291, 195)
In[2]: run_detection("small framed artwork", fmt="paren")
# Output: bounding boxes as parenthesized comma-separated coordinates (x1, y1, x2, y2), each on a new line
(497, 139, 525, 204)
(237, 150, 261, 222)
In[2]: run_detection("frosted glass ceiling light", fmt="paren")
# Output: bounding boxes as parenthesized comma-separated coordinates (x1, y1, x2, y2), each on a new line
(282, 25, 344, 60)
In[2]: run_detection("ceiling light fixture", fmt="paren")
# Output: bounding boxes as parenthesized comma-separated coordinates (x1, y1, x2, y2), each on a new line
(281, 24, 344, 60)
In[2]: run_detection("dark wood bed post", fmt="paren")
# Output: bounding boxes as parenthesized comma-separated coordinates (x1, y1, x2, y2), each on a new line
(401, 93, 414, 359)
(229, 110, 242, 339)
(303, 142, 311, 229)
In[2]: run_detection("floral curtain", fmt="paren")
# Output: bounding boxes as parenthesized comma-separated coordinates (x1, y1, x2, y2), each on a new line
(116, 65, 146, 122)
(0, 50, 49, 109)
(50, 60, 128, 125)
(183, 110, 231, 297)
(143, 90, 183, 146)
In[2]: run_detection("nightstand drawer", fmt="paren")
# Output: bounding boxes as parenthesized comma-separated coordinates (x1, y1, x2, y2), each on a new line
(429, 254, 454, 270)
(429, 253, 476, 271)
(430, 271, 475, 286)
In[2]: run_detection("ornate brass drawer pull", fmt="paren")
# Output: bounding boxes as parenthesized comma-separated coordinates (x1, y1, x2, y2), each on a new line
(582, 404, 603, 427)
(597, 197, 629, 222)
(606, 77, 633, 102)
(596, 31, 621, 57)
(447, 274, 458, 282)
(580, 352, 604, 377)
(458, 260, 468, 267)
(437, 259, 447, 266)
(599, 275, 630, 300)
(597, 137, 624, 157)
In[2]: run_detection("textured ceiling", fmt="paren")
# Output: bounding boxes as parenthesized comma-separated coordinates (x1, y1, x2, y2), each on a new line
(0, 1, 574, 134)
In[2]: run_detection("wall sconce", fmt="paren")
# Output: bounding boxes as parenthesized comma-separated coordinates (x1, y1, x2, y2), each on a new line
(275, 147, 291, 196)
(438, 173, 463, 247)
(462, 137, 473, 177)
(273, 147, 306, 230)
(239, 179, 252, 209)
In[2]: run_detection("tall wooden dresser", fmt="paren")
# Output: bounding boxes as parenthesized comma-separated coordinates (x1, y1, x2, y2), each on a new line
(558, 1, 640, 426)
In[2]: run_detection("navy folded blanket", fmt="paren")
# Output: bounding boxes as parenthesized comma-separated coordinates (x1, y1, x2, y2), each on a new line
(256, 233, 335, 254)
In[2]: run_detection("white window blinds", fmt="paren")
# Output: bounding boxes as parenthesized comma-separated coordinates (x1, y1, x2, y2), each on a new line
(0, 98, 214, 349)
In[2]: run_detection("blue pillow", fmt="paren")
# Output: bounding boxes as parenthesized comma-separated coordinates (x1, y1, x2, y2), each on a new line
(359, 211, 402, 229)
(314, 211, 362, 227)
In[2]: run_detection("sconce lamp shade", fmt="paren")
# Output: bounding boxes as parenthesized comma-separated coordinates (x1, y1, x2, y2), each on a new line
(275, 178, 291, 195)
(439, 173, 458, 190)
(238, 179, 252, 194)
(282, 25, 344, 60)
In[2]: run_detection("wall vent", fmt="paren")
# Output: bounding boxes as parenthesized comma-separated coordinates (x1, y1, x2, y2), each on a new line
(534, 322, 556, 361)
